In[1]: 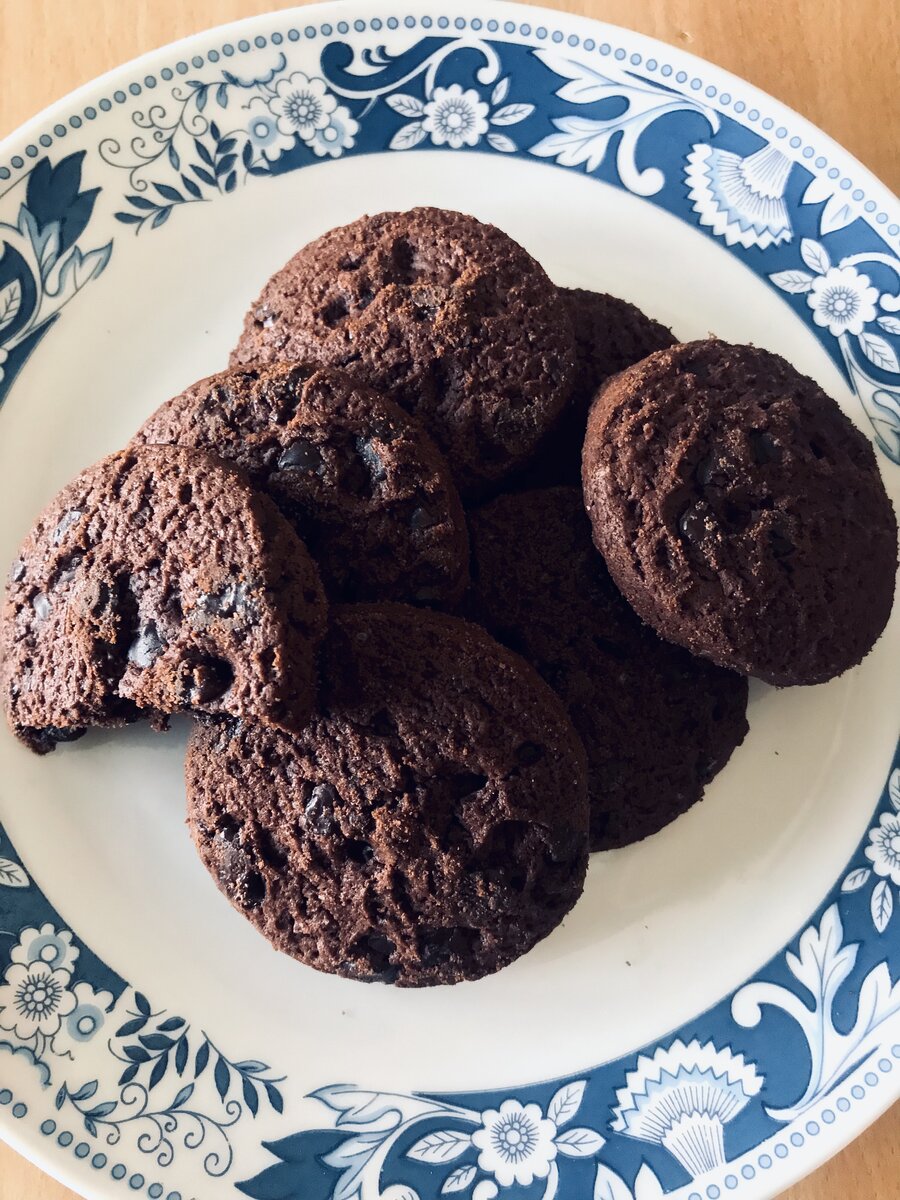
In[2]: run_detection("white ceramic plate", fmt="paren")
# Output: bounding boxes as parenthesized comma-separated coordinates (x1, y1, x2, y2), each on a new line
(0, 4, 898, 1199)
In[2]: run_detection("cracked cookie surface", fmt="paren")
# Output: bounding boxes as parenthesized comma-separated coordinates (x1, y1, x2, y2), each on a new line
(1, 444, 326, 752)
(187, 603, 589, 987)
(582, 339, 897, 684)
(230, 207, 576, 500)
(134, 362, 469, 606)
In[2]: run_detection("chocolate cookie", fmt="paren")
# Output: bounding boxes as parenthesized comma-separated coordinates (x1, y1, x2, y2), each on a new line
(230, 208, 576, 499)
(2, 445, 326, 753)
(582, 339, 898, 685)
(133, 363, 468, 606)
(469, 488, 749, 849)
(517, 288, 675, 488)
(186, 603, 589, 986)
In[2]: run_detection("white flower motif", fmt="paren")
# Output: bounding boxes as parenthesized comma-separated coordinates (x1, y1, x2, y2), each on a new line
(244, 95, 295, 161)
(807, 265, 878, 336)
(310, 105, 360, 159)
(270, 72, 337, 142)
(685, 144, 792, 250)
(422, 84, 489, 149)
(53, 981, 114, 1058)
(865, 811, 900, 886)
(0, 346, 7, 384)
(611, 1039, 762, 1177)
(471, 1099, 557, 1188)
(11, 923, 79, 973)
(0, 960, 76, 1040)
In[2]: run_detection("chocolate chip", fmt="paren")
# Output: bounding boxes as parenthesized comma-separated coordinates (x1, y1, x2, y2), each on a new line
(545, 825, 584, 865)
(679, 502, 710, 545)
(216, 814, 241, 843)
(355, 437, 386, 483)
(8, 558, 25, 584)
(368, 420, 399, 444)
(32, 592, 51, 621)
(388, 236, 416, 283)
(128, 621, 166, 668)
(722, 499, 750, 533)
(410, 506, 438, 531)
(217, 837, 266, 908)
(696, 452, 729, 488)
(478, 820, 533, 870)
(214, 716, 243, 743)
(52, 509, 83, 544)
(364, 932, 394, 958)
(277, 440, 325, 473)
(342, 456, 370, 496)
(412, 299, 438, 322)
(698, 752, 725, 782)
(748, 430, 780, 465)
(197, 580, 256, 621)
(54, 553, 84, 587)
(352, 932, 398, 983)
(24, 725, 86, 754)
(420, 927, 476, 966)
(305, 783, 339, 835)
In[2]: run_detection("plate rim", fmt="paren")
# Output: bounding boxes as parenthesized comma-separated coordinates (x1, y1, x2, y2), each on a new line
(0, 4, 898, 1200)
(1, 0, 898, 219)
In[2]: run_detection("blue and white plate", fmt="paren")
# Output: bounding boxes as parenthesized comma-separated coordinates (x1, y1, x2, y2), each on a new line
(1, 4, 898, 1198)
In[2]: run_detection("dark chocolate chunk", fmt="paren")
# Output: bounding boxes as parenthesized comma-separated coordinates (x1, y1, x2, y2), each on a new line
(229, 208, 576, 499)
(583, 340, 897, 684)
(132, 364, 468, 607)
(1, 445, 326, 752)
(186, 604, 588, 986)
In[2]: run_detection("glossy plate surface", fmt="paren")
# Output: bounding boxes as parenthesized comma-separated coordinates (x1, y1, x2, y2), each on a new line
(0, 4, 898, 1199)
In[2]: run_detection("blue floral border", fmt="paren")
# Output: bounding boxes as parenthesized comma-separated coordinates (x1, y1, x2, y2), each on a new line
(2, 12, 899, 460)
(1, 8, 899, 1199)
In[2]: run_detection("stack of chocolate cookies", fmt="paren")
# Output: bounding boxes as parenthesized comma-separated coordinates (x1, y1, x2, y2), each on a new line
(2, 208, 896, 987)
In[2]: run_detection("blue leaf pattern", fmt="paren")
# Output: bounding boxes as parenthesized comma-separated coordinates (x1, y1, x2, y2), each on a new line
(1, 25, 899, 1200)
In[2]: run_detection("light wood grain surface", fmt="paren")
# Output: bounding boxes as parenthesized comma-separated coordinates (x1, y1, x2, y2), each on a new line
(0, 2, 897, 1197)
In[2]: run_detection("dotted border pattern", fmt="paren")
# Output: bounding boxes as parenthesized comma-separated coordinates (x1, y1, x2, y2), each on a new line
(4, 1043, 897, 1198)
(0, 1089, 180, 1198)
(0, 14, 898, 245)
(0, 12, 899, 1200)
(685, 1043, 900, 1198)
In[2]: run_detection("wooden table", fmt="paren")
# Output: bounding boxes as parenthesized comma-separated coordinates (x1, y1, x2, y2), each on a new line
(0, 1, 897, 1197)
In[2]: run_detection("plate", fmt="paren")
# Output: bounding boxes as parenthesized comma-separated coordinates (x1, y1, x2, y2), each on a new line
(0, 4, 898, 1198)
